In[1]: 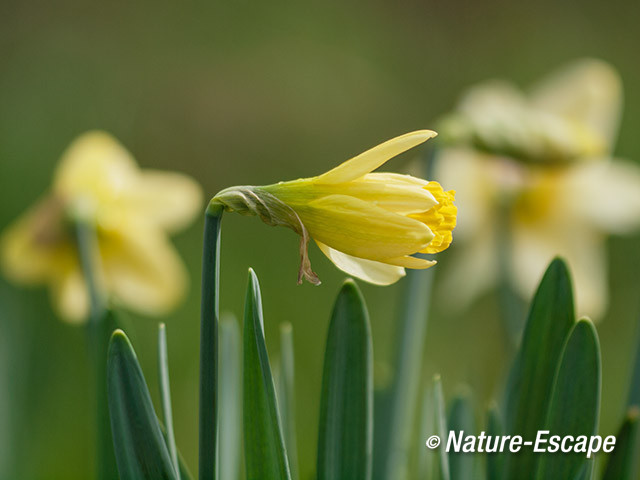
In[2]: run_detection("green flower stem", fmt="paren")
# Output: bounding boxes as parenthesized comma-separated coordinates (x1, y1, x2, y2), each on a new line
(199, 203, 223, 480)
(74, 219, 118, 480)
(75, 219, 105, 322)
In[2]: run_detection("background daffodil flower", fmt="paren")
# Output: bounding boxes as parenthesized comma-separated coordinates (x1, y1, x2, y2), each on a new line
(0, 131, 203, 323)
(435, 59, 640, 319)
(211, 130, 457, 286)
(439, 58, 621, 164)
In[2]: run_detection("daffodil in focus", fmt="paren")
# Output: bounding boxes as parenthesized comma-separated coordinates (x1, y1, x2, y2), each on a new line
(436, 59, 640, 318)
(0, 131, 203, 323)
(211, 131, 457, 286)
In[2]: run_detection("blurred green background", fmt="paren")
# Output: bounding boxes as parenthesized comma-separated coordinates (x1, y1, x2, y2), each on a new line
(1, 1, 640, 478)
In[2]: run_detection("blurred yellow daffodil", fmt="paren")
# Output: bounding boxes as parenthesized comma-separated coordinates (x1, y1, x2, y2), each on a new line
(212, 130, 457, 286)
(0, 131, 203, 323)
(436, 59, 640, 318)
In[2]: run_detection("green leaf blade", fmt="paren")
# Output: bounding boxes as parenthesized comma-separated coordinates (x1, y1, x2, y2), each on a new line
(317, 280, 373, 480)
(243, 269, 291, 480)
(601, 407, 640, 480)
(534, 319, 601, 480)
(502, 258, 575, 478)
(107, 330, 178, 480)
(447, 391, 476, 480)
(277, 323, 299, 480)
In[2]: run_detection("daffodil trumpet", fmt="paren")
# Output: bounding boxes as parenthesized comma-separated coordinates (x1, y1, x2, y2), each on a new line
(210, 130, 457, 286)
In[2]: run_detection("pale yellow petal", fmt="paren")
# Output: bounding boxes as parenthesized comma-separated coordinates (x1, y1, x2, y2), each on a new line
(122, 170, 204, 232)
(379, 255, 436, 269)
(51, 267, 89, 324)
(512, 222, 607, 320)
(101, 225, 188, 316)
(0, 198, 72, 285)
(360, 172, 429, 187)
(434, 148, 498, 239)
(53, 130, 138, 202)
(315, 130, 437, 184)
(316, 241, 406, 285)
(563, 160, 640, 234)
(436, 224, 499, 314)
(531, 59, 622, 149)
(264, 176, 437, 215)
(296, 194, 434, 260)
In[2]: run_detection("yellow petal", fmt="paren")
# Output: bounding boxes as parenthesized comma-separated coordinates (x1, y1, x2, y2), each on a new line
(297, 194, 434, 260)
(563, 160, 640, 234)
(100, 225, 188, 316)
(53, 131, 138, 202)
(316, 241, 406, 285)
(269, 177, 437, 215)
(51, 266, 89, 324)
(122, 170, 203, 232)
(379, 255, 436, 269)
(0, 198, 72, 285)
(531, 59, 622, 149)
(512, 222, 607, 320)
(361, 172, 429, 187)
(315, 130, 437, 184)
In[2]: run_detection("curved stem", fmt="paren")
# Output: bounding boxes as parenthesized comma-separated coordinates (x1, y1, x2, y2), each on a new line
(199, 204, 223, 480)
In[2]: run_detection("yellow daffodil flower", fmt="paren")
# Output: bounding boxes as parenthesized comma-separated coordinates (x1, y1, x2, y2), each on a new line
(211, 130, 457, 286)
(436, 59, 640, 319)
(0, 131, 203, 323)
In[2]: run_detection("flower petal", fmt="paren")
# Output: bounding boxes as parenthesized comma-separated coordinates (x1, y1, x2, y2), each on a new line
(53, 131, 138, 202)
(512, 222, 607, 319)
(0, 198, 72, 284)
(563, 160, 640, 234)
(297, 194, 434, 260)
(51, 267, 89, 324)
(379, 255, 436, 269)
(316, 241, 406, 285)
(315, 130, 437, 184)
(530, 59, 622, 149)
(100, 225, 188, 316)
(123, 170, 203, 232)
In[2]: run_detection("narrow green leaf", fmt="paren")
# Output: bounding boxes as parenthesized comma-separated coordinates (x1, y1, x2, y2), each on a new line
(433, 376, 451, 480)
(199, 206, 223, 480)
(276, 323, 299, 480)
(379, 268, 433, 480)
(418, 385, 433, 479)
(627, 319, 640, 406)
(502, 258, 575, 478)
(534, 319, 601, 479)
(158, 323, 179, 478)
(107, 330, 177, 480)
(447, 390, 475, 480)
(418, 376, 450, 480)
(219, 314, 242, 480)
(601, 407, 640, 480)
(160, 423, 195, 480)
(317, 280, 373, 480)
(243, 269, 291, 480)
(486, 405, 504, 480)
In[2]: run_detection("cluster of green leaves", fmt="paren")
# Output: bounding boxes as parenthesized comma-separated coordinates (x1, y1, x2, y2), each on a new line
(416, 259, 640, 480)
(105, 258, 640, 480)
